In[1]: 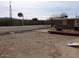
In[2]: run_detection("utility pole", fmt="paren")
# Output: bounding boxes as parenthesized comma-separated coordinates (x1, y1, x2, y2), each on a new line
(9, 1, 12, 25)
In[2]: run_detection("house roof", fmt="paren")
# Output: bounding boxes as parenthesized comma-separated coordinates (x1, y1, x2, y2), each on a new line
(52, 18, 79, 20)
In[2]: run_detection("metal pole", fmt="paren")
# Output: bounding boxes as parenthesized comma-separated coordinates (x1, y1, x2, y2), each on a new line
(9, 1, 12, 25)
(22, 15, 24, 26)
(9, 1, 12, 18)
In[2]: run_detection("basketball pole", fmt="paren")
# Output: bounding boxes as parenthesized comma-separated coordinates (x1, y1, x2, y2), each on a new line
(22, 15, 24, 26)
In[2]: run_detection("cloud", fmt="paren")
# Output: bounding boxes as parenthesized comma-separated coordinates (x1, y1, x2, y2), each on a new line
(0, 1, 79, 19)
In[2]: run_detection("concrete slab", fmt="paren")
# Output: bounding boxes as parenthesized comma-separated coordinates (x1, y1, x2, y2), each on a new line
(48, 30, 79, 37)
(35, 29, 50, 33)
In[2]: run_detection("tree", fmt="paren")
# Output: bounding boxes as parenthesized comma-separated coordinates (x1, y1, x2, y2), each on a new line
(32, 18, 38, 21)
(75, 15, 79, 18)
(60, 12, 68, 18)
(47, 17, 54, 27)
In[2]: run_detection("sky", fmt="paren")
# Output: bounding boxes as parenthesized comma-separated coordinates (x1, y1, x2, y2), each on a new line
(0, 1, 79, 20)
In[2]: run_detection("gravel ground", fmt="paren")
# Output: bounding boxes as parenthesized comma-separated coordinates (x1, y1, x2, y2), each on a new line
(0, 29, 79, 58)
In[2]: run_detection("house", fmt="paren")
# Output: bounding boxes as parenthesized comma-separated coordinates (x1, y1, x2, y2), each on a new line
(51, 18, 79, 31)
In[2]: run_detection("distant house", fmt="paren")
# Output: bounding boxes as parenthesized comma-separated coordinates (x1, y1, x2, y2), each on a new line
(51, 18, 79, 30)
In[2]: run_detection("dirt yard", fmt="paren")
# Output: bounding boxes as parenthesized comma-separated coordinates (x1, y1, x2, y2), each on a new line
(0, 29, 79, 58)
